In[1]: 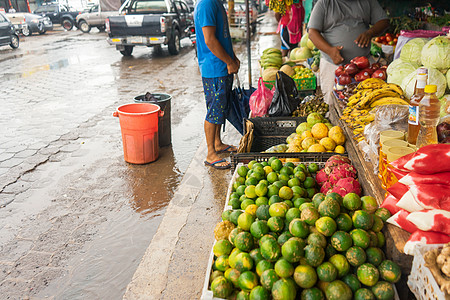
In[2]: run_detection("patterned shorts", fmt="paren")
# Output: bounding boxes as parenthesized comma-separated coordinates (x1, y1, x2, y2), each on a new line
(202, 75, 233, 125)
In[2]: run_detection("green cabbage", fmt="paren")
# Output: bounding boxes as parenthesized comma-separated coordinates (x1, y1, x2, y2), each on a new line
(447, 69, 450, 88)
(386, 58, 419, 86)
(401, 67, 447, 99)
(421, 36, 450, 71)
(400, 38, 428, 65)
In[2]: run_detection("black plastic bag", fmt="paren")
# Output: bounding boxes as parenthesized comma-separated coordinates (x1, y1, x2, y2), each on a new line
(227, 75, 255, 135)
(268, 71, 300, 117)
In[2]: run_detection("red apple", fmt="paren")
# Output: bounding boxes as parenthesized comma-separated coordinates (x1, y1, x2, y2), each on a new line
(344, 63, 359, 76)
(361, 67, 374, 75)
(372, 69, 386, 80)
(355, 70, 371, 82)
(351, 56, 370, 69)
(338, 73, 352, 85)
(335, 65, 346, 77)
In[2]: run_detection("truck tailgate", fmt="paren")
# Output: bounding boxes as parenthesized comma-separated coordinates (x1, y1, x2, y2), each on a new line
(109, 14, 162, 36)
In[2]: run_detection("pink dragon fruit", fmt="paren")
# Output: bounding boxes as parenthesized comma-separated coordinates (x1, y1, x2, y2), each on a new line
(315, 169, 329, 187)
(331, 177, 362, 197)
(328, 163, 358, 185)
(325, 155, 352, 170)
(320, 181, 334, 194)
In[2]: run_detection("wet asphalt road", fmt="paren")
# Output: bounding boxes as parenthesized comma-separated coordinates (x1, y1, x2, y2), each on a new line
(0, 27, 207, 299)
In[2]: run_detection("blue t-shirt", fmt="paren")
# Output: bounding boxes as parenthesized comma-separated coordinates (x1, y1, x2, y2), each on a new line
(194, 0, 234, 78)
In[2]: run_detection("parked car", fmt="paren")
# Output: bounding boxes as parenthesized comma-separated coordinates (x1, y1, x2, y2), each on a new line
(6, 12, 53, 36)
(106, 0, 194, 56)
(33, 3, 80, 30)
(76, 3, 120, 33)
(0, 13, 19, 48)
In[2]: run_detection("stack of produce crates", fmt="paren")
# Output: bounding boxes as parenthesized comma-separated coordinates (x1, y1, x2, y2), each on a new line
(231, 117, 337, 169)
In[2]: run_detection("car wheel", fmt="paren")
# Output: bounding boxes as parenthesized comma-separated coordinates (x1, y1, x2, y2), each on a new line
(39, 30, 46, 35)
(120, 46, 133, 56)
(22, 26, 31, 36)
(62, 19, 74, 31)
(10, 34, 19, 49)
(37, 22, 44, 33)
(97, 26, 105, 32)
(79, 20, 91, 33)
(168, 29, 180, 55)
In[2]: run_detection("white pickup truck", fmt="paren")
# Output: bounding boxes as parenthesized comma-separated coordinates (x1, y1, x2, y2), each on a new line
(76, 0, 121, 33)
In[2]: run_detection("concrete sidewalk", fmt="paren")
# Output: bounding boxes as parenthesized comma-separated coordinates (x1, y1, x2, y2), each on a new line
(123, 12, 280, 299)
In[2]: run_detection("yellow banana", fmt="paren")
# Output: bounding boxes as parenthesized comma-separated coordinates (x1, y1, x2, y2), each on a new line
(359, 89, 402, 108)
(369, 97, 409, 108)
(385, 83, 404, 96)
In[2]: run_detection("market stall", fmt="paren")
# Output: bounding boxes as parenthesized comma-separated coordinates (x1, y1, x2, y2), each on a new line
(198, 2, 450, 299)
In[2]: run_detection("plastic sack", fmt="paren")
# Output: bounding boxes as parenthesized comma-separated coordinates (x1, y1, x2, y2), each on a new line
(249, 78, 273, 117)
(380, 193, 401, 215)
(387, 181, 409, 200)
(268, 71, 300, 117)
(399, 171, 450, 186)
(362, 104, 409, 167)
(404, 230, 450, 255)
(227, 75, 254, 135)
(407, 210, 450, 236)
(387, 209, 419, 234)
(403, 144, 450, 174)
(396, 183, 450, 212)
(393, 29, 445, 60)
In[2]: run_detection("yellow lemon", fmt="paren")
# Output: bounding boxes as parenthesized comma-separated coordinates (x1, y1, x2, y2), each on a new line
(307, 144, 326, 152)
(293, 135, 304, 147)
(319, 137, 336, 151)
(311, 123, 329, 139)
(301, 137, 317, 150)
(329, 126, 344, 136)
(329, 131, 346, 145)
(335, 145, 345, 154)
(245, 204, 258, 216)
(301, 130, 313, 139)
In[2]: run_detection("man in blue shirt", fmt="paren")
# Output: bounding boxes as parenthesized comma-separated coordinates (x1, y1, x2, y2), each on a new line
(195, 0, 240, 169)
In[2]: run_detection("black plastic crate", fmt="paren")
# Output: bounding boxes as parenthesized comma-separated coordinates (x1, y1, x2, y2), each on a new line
(245, 116, 307, 137)
(231, 152, 345, 170)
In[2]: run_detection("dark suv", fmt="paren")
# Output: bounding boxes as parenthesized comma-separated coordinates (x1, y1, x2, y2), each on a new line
(33, 3, 81, 30)
(0, 13, 19, 49)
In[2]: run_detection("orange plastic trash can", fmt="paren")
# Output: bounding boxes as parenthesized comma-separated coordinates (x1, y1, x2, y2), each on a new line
(113, 103, 163, 164)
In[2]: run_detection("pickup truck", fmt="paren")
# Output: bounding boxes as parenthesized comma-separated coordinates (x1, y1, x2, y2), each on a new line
(106, 0, 193, 56)
(33, 3, 80, 30)
(76, 0, 121, 33)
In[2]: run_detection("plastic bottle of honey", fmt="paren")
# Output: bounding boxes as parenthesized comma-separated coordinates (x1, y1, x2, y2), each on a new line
(407, 69, 428, 144)
(416, 85, 441, 148)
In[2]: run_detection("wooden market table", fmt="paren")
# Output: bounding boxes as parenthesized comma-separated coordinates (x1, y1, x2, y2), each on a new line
(328, 95, 414, 299)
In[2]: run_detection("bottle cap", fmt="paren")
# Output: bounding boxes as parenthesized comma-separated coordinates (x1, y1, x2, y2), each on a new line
(417, 67, 428, 75)
(424, 85, 437, 93)
(417, 74, 428, 81)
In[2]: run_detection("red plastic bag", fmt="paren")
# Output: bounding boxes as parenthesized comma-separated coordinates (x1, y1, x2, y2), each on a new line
(403, 144, 450, 174)
(407, 210, 450, 236)
(249, 78, 273, 117)
(404, 230, 450, 255)
(387, 209, 419, 234)
(387, 181, 409, 200)
(397, 184, 450, 212)
(399, 171, 450, 186)
(380, 193, 401, 215)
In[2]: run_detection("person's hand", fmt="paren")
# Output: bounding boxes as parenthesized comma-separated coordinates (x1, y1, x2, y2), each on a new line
(330, 46, 344, 65)
(355, 31, 372, 48)
(227, 57, 240, 74)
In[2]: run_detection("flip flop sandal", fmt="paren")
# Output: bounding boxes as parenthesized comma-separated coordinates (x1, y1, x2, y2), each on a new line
(204, 158, 231, 170)
(216, 145, 237, 154)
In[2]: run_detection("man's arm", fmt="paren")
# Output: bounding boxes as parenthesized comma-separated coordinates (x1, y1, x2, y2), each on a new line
(202, 26, 239, 74)
(355, 19, 389, 48)
(308, 28, 344, 65)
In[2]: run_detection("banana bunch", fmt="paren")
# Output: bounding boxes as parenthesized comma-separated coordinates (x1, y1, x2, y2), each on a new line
(347, 78, 408, 109)
(260, 48, 283, 70)
(340, 107, 375, 143)
(269, 0, 286, 15)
